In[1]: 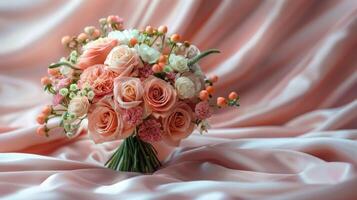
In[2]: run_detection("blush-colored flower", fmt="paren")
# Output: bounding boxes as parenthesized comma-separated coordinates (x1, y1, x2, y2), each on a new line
(77, 38, 117, 70)
(113, 77, 144, 109)
(195, 101, 212, 120)
(138, 64, 154, 80)
(88, 96, 133, 143)
(79, 64, 117, 99)
(122, 106, 143, 126)
(105, 45, 140, 76)
(68, 96, 90, 118)
(138, 118, 162, 143)
(55, 78, 71, 91)
(53, 93, 64, 106)
(143, 76, 177, 118)
(162, 102, 195, 146)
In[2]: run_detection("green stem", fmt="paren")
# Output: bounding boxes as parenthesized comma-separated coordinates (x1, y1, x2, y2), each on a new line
(49, 62, 81, 70)
(105, 135, 161, 173)
(188, 49, 220, 66)
(149, 35, 160, 47)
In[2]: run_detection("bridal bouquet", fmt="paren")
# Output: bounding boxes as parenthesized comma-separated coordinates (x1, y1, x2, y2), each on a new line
(36, 15, 239, 173)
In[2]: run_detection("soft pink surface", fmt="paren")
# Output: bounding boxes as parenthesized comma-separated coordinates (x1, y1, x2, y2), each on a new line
(0, 0, 357, 199)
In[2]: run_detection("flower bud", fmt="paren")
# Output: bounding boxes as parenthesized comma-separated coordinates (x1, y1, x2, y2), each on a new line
(84, 26, 95, 35)
(170, 34, 180, 43)
(145, 26, 154, 34)
(228, 92, 238, 100)
(217, 97, 227, 107)
(61, 36, 71, 46)
(36, 126, 47, 136)
(41, 76, 52, 85)
(158, 25, 168, 34)
(77, 33, 88, 43)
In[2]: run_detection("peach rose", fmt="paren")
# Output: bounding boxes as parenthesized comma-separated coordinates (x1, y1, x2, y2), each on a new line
(88, 96, 133, 143)
(113, 77, 144, 109)
(105, 45, 140, 77)
(79, 64, 117, 99)
(162, 102, 195, 146)
(77, 38, 117, 70)
(143, 76, 177, 118)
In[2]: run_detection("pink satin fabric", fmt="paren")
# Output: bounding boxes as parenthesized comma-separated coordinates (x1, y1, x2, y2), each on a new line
(0, 0, 357, 199)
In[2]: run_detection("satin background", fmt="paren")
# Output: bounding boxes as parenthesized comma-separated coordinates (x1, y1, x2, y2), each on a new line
(0, 0, 357, 199)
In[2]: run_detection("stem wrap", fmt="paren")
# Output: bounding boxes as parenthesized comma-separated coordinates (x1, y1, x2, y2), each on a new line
(105, 135, 161, 173)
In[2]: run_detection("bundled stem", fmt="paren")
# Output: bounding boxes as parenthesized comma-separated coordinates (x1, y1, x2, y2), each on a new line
(105, 135, 161, 173)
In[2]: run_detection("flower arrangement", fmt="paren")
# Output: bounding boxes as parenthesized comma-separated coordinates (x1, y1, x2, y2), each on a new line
(36, 15, 240, 173)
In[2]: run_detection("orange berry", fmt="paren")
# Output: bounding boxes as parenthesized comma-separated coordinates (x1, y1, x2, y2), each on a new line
(129, 38, 138, 46)
(158, 62, 165, 69)
(210, 75, 218, 83)
(61, 36, 71, 45)
(199, 90, 209, 101)
(152, 64, 162, 73)
(217, 97, 227, 107)
(40, 76, 51, 85)
(206, 86, 215, 94)
(41, 105, 52, 116)
(159, 55, 167, 63)
(77, 33, 88, 42)
(170, 34, 180, 42)
(228, 92, 238, 100)
(158, 25, 168, 34)
(145, 26, 154, 34)
(36, 114, 46, 125)
(47, 68, 59, 76)
(36, 126, 47, 136)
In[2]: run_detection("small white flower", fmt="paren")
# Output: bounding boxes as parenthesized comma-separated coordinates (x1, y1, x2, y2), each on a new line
(69, 84, 78, 91)
(87, 91, 95, 100)
(108, 29, 140, 45)
(59, 88, 69, 96)
(136, 44, 160, 64)
(175, 76, 196, 99)
(169, 54, 189, 73)
(69, 92, 76, 99)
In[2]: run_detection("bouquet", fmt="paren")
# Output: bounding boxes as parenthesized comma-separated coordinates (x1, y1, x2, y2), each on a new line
(36, 15, 240, 173)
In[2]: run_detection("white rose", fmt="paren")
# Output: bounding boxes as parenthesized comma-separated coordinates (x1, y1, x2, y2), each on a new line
(175, 76, 196, 99)
(68, 96, 90, 118)
(108, 29, 140, 45)
(169, 54, 189, 73)
(136, 44, 160, 64)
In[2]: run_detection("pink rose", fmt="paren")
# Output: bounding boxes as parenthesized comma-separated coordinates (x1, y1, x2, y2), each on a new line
(162, 102, 195, 146)
(79, 64, 117, 99)
(105, 45, 141, 77)
(143, 76, 177, 118)
(113, 77, 144, 109)
(77, 38, 117, 70)
(88, 96, 134, 143)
